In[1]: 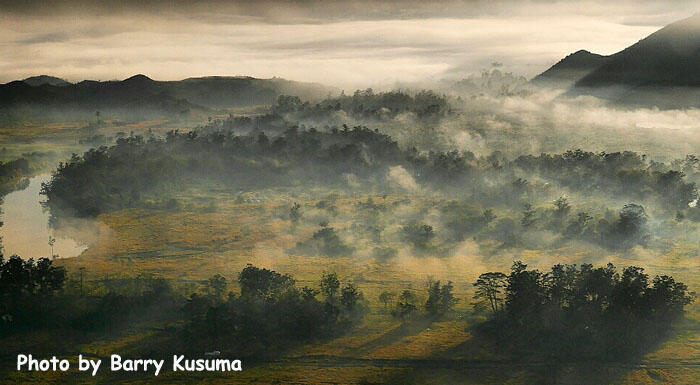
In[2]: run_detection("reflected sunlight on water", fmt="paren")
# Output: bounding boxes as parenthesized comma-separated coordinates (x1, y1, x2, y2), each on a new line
(0, 174, 87, 258)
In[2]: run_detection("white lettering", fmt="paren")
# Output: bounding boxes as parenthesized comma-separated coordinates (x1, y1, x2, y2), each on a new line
(16, 354, 27, 370)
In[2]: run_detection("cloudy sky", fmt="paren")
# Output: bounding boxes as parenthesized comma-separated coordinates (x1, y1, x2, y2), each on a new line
(0, 0, 697, 87)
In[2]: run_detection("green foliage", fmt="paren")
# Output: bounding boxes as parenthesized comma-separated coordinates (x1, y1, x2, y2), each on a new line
(272, 89, 451, 123)
(0, 255, 66, 332)
(473, 272, 507, 314)
(238, 264, 295, 300)
(295, 226, 354, 257)
(205, 274, 227, 299)
(320, 272, 340, 300)
(521, 203, 536, 227)
(184, 266, 366, 357)
(402, 221, 435, 250)
(378, 291, 395, 309)
(475, 261, 695, 360)
(391, 290, 418, 322)
(424, 280, 458, 319)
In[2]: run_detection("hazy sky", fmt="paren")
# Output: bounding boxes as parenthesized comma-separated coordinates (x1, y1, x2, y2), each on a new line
(0, 0, 697, 87)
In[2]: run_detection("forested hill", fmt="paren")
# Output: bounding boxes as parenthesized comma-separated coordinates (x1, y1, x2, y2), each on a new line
(0, 75, 334, 121)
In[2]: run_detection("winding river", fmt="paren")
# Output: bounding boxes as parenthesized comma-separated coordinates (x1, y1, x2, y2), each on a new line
(0, 174, 87, 258)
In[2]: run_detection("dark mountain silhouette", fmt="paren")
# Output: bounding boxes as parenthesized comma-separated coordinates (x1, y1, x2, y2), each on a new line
(576, 13, 700, 89)
(531, 50, 610, 88)
(0, 75, 333, 122)
(534, 13, 700, 108)
(22, 75, 71, 87)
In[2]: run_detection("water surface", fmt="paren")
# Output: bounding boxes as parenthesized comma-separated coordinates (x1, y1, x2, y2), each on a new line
(0, 174, 87, 258)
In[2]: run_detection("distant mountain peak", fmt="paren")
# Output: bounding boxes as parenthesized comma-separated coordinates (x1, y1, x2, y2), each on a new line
(574, 13, 700, 89)
(534, 13, 700, 108)
(531, 49, 609, 88)
(22, 75, 70, 87)
(123, 74, 155, 84)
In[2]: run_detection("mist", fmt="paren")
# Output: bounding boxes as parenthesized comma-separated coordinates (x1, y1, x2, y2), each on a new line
(2, 1, 695, 88)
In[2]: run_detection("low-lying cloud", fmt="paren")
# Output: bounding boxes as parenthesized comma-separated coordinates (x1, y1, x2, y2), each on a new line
(1, 1, 694, 88)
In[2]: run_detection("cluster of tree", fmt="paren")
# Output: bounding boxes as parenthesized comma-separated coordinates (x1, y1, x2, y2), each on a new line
(449, 69, 531, 98)
(0, 255, 180, 336)
(41, 126, 698, 239)
(73, 276, 179, 332)
(0, 257, 366, 360)
(473, 262, 694, 360)
(292, 225, 354, 257)
(437, 196, 654, 251)
(0, 157, 31, 196)
(380, 280, 458, 322)
(182, 266, 365, 357)
(273, 89, 451, 124)
(0, 255, 66, 332)
(41, 126, 402, 217)
(514, 150, 697, 210)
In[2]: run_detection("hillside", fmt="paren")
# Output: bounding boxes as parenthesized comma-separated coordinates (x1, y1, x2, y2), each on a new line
(531, 50, 610, 88)
(22, 75, 71, 87)
(0, 74, 334, 123)
(576, 13, 700, 89)
(534, 14, 700, 108)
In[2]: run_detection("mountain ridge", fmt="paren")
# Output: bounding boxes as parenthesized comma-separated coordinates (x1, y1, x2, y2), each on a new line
(0, 75, 335, 122)
(534, 13, 700, 108)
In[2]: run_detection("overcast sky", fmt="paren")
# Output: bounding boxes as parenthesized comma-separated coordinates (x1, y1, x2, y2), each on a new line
(0, 0, 697, 88)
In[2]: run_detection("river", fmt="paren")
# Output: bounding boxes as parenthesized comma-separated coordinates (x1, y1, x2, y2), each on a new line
(0, 174, 87, 258)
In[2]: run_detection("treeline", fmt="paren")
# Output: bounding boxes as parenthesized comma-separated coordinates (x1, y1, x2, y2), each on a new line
(0, 256, 365, 358)
(473, 262, 694, 360)
(272, 89, 452, 123)
(200, 89, 451, 138)
(1, 256, 692, 363)
(41, 126, 402, 217)
(183, 267, 365, 357)
(439, 198, 652, 251)
(0, 255, 66, 330)
(41, 126, 698, 221)
(0, 157, 31, 196)
(0, 254, 179, 335)
(378, 280, 459, 322)
(514, 150, 696, 210)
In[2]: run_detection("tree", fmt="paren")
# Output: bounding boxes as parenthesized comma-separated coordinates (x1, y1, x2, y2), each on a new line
(402, 221, 435, 250)
(552, 196, 571, 227)
(425, 280, 459, 319)
(238, 264, 295, 301)
(378, 291, 395, 309)
(206, 274, 227, 299)
(320, 272, 340, 302)
(565, 211, 592, 237)
(473, 272, 507, 314)
(48, 236, 56, 259)
(392, 290, 418, 322)
(553, 196, 570, 216)
(340, 284, 362, 312)
(521, 203, 536, 227)
(482, 209, 497, 224)
(289, 202, 301, 223)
